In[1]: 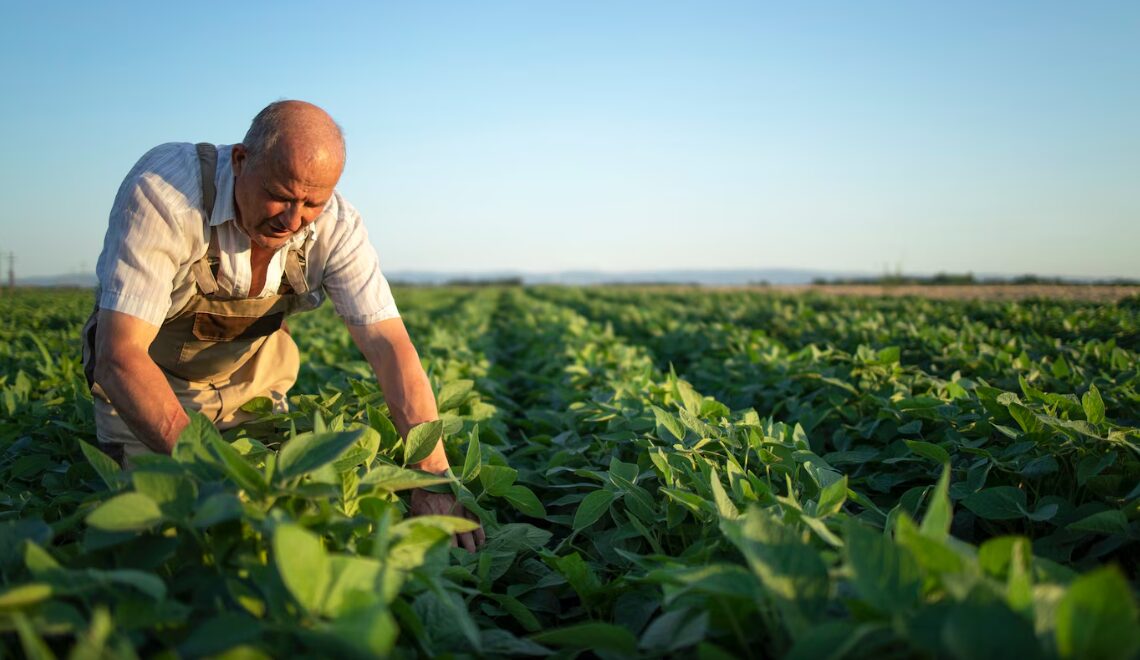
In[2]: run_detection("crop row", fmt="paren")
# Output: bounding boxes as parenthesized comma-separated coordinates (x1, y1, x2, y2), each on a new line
(0, 287, 1137, 658)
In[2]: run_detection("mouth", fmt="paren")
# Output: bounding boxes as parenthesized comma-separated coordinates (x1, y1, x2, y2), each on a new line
(265, 219, 292, 237)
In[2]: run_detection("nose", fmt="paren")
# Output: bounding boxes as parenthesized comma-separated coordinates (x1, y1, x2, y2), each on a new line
(282, 202, 304, 232)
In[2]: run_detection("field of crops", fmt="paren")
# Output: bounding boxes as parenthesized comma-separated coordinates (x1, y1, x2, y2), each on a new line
(1, 286, 1138, 659)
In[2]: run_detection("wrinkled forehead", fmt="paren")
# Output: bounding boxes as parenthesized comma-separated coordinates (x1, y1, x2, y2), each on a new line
(262, 141, 343, 189)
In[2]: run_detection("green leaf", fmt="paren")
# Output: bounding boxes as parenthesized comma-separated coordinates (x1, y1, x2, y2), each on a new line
(919, 464, 953, 540)
(192, 493, 244, 528)
(720, 507, 829, 629)
(78, 441, 122, 490)
(531, 622, 637, 655)
(86, 492, 164, 532)
(273, 524, 329, 614)
(653, 406, 686, 444)
(413, 588, 483, 652)
(815, 475, 848, 518)
(978, 536, 1032, 580)
(436, 380, 474, 412)
(360, 464, 452, 492)
(1055, 566, 1140, 660)
(322, 555, 383, 616)
(503, 485, 546, 518)
(1066, 509, 1130, 536)
(174, 410, 225, 463)
(962, 487, 1027, 521)
(1082, 385, 1106, 424)
(488, 594, 543, 632)
(178, 613, 264, 658)
(205, 433, 269, 494)
(132, 471, 197, 521)
(479, 465, 518, 497)
(643, 563, 760, 603)
(403, 420, 443, 467)
(639, 608, 709, 653)
(553, 552, 601, 603)
(387, 524, 451, 573)
(895, 514, 965, 575)
(1077, 452, 1116, 486)
(942, 599, 1041, 659)
(323, 601, 398, 657)
(239, 396, 274, 415)
(573, 490, 615, 531)
(672, 378, 704, 415)
(12, 611, 55, 659)
(1008, 403, 1044, 434)
(844, 519, 922, 615)
(785, 621, 873, 660)
(877, 345, 901, 364)
(0, 583, 53, 610)
(367, 405, 399, 451)
(97, 569, 167, 601)
(277, 429, 363, 481)
(904, 440, 950, 465)
(1025, 502, 1058, 522)
(22, 543, 60, 574)
(395, 515, 481, 535)
(709, 467, 739, 519)
(608, 457, 639, 486)
(461, 427, 481, 483)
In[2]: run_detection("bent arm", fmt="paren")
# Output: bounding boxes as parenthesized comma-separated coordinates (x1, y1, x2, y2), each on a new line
(93, 309, 188, 453)
(346, 317, 449, 474)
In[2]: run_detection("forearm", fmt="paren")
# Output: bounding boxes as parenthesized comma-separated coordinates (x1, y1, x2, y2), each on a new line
(349, 319, 450, 474)
(95, 353, 188, 454)
(370, 343, 449, 473)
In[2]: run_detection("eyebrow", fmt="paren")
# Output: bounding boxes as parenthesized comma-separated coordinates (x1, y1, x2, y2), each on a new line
(263, 183, 328, 206)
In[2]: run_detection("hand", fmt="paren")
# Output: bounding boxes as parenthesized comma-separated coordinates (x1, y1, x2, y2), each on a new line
(409, 488, 486, 552)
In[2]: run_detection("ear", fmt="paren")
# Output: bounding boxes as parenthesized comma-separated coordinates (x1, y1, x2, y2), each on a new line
(232, 143, 248, 177)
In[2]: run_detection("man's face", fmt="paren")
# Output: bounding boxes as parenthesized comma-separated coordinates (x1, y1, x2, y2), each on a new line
(231, 143, 342, 250)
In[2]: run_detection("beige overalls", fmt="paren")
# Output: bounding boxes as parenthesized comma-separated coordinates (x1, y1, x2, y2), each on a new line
(83, 143, 308, 465)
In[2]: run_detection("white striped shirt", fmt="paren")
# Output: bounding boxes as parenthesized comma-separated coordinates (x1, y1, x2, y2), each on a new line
(95, 143, 399, 327)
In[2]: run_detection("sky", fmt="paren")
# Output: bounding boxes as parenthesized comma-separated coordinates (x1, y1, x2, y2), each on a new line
(1, 1, 1138, 279)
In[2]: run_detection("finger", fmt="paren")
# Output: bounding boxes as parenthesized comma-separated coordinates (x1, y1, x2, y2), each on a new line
(459, 531, 476, 553)
(461, 508, 486, 547)
(449, 533, 458, 548)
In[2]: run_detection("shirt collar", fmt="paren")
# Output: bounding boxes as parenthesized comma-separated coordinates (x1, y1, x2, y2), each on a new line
(210, 144, 316, 248)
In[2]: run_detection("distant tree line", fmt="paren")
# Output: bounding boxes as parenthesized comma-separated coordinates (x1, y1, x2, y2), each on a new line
(811, 272, 1140, 286)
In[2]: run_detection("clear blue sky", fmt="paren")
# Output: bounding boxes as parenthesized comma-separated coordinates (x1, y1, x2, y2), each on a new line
(2, 1, 1137, 279)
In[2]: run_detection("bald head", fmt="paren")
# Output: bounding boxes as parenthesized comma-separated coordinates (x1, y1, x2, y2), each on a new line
(231, 101, 346, 250)
(242, 100, 345, 173)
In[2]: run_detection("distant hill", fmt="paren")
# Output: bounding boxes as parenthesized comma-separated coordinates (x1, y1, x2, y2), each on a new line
(17, 269, 859, 288)
(16, 268, 1133, 288)
(17, 273, 99, 288)
(387, 268, 859, 286)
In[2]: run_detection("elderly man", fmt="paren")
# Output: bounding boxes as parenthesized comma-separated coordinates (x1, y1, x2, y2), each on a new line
(82, 100, 484, 550)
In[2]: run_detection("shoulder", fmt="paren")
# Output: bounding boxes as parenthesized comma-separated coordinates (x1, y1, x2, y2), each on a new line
(115, 142, 202, 213)
(129, 142, 198, 177)
(313, 191, 367, 242)
(324, 191, 363, 226)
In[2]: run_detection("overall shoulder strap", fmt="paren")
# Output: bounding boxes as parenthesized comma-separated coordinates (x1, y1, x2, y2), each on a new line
(195, 143, 218, 219)
(190, 144, 221, 295)
(281, 242, 311, 295)
(190, 230, 220, 295)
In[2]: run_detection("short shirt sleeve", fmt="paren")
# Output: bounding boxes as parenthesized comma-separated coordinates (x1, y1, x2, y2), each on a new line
(95, 143, 200, 327)
(318, 193, 400, 326)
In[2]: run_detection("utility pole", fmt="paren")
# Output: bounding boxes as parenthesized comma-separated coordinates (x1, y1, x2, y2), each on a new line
(7, 252, 14, 290)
